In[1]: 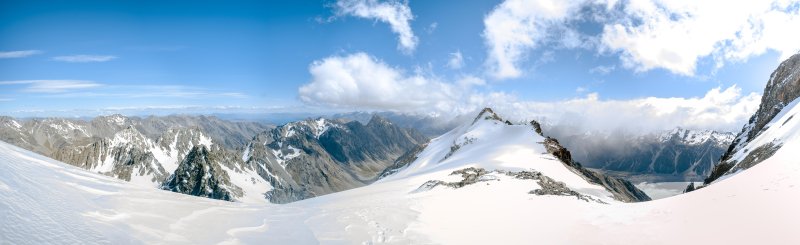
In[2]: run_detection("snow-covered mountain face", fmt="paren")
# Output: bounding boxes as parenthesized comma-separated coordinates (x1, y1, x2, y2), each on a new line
(705, 53, 800, 185)
(379, 108, 650, 203)
(3, 106, 798, 244)
(552, 127, 735, 182)
(241, 116, 428, 203)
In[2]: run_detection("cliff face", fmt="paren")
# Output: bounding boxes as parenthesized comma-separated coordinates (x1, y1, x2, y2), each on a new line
(706, 53, 800, 184)
(162, 145, 238, 201)
(242, 116, 428, 203)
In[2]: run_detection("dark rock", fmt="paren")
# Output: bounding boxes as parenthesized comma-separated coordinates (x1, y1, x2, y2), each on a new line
(162, 146, 237, 201)
(541, 137, 651, 202)
(683, 182, 695, 193)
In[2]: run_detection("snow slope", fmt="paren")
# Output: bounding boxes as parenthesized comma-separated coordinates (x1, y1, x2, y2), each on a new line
(1, 110, 799, 243)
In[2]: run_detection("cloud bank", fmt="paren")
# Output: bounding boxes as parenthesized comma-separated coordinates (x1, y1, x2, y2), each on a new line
(299, 52, 761, 132)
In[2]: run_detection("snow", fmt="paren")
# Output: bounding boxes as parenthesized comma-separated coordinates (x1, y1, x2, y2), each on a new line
(241, 143, 252, 162)
(270, 145, 301, 169)
(197, 131, 213, 147)
(380, 115, 616, 202)
(219, 165, 272, 204)
(313, 118, 330, 138)
(2, 110, 800, 244)
(657, 128, 734, 145)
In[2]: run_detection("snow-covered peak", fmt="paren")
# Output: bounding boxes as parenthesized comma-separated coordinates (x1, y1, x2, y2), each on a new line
(102, 114, 129, 126)
(277, 117, 343, 139)
(0, 117, 22, 130)
(382, 108, 627, 203)
(111, 126, 152, 149)
(657, 128, 735, 145)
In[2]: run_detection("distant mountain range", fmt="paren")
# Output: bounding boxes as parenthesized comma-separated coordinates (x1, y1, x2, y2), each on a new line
(550, 127, 735, 182)
(0, 114, 426, 203)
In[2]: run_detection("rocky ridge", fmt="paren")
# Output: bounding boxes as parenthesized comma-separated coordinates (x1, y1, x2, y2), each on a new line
(705, 53, 800, 184)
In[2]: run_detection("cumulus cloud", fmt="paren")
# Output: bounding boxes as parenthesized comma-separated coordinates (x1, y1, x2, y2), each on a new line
(481, 0, 800, 77)
(52, 55, 117, 63)
(0, 50, 43, 58)
(447, 51, 464, 69)
(482, 0, 585, 79)
(0, 80, 102, 93)
(601, 0, 800, 75)
(334, 0, 418, 53)
(299, 53, 503, 114)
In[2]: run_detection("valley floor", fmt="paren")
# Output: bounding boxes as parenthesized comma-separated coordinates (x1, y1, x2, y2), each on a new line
(1, 139, 799, 244)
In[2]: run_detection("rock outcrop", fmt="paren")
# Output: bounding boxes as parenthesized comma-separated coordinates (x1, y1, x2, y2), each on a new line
(162, 145, 239, 201)
(542, 137, 651, 202)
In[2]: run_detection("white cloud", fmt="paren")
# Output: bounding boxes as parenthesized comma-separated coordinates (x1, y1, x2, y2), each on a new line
(447, 51, 464, 69)
(480, 0, 800, 77)
(0, 50, 43, 58)
(482, 0, 585, 79)
(427, 22, 438, 34)
(600, 0, 800, 75)
(299, 53, 499, 114)
(334, 0, 418, 53)
(589, 65, 615, 75)
(51, 55, 117, 63)
(0, 80, 102, 93)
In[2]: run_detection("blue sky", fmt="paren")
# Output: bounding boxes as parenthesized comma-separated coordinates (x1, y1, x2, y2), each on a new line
(1, 0, 799, 131)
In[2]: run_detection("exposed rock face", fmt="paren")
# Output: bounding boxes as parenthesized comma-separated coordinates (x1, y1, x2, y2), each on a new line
(162, 146, 238, 201)
(378, 143, 428, 179)
(242, 116, 428, 203)
(542, 137, 651, 202)
(530, 120, 543, 136)
(706, 53, 800, 184)
(416, 167, 606, 203)
(683, 182, 696, 193)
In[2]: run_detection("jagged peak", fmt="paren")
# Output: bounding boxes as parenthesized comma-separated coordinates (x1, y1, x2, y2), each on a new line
(472, 107, 504, 124)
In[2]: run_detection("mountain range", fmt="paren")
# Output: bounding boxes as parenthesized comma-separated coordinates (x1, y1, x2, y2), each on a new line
(0, 114, 426, 203)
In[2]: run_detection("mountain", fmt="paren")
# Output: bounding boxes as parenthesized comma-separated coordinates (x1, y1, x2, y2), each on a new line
(553, 128, 734, 182)
(242, 116, 428, 203)
(3, 106, 799, 243)
(380, 108, 650, 202)
(704, 53, 800, 185)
